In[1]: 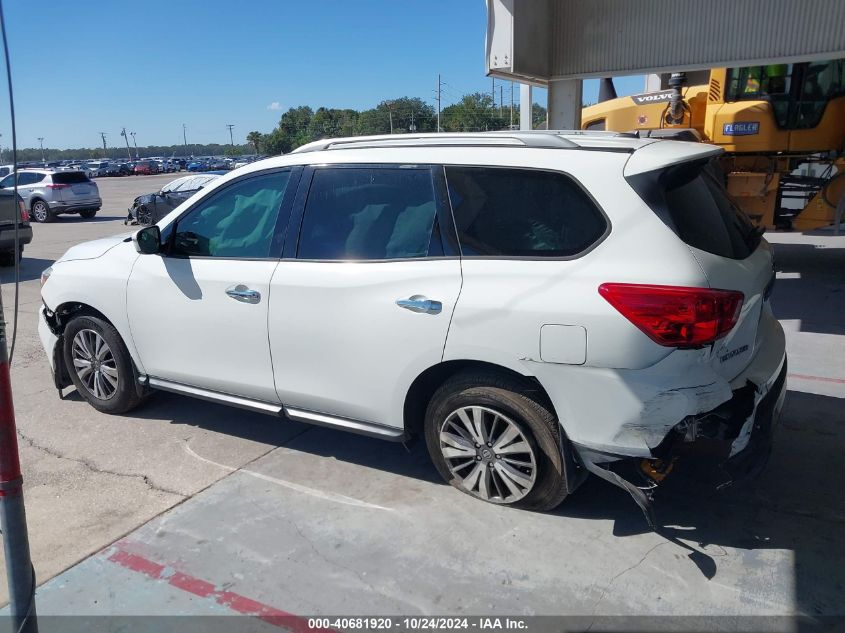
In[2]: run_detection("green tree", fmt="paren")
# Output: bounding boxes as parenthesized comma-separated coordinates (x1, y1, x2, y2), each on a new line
(441, 93, 507, 132)
(246, 131, 262, 154)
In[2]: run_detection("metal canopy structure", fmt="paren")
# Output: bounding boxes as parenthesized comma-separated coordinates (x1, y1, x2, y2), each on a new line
(487, 0, 845, 85)
(487, 0, 845, 130)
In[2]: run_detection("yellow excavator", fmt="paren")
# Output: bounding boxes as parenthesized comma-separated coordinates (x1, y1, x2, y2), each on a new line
(581, 60, 845, 231)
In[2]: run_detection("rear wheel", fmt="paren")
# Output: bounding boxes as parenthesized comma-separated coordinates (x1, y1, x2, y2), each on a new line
(31, 199, 54, 223)
(424, 371, 569, 511)
(63, 315, 142, 414)
(79, 209, 97, 219)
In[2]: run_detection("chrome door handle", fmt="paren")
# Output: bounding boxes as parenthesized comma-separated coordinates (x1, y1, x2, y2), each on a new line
(396, 295, 442, 314)
(226, 285, 261, 304)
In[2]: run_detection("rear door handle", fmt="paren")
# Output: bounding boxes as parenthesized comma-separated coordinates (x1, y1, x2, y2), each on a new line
(226, 284, 261, 304)
(396, 295, 442, 314)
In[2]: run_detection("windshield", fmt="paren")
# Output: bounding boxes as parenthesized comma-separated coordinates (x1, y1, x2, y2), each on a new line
(726, 59, 845, 129)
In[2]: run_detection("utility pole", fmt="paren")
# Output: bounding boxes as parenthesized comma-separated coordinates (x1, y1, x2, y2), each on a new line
(120, 128, 132, 160)
(130, 132, 138, 159)
(37, 137, 44, 163)
(99, 132, 107, 158)
(500, 85, 503, 118)
(436, 74, 442, 133)
(409, 111, 417, 132)
(0, 3, 38, 627)
(226, 124, 235, 146)
(385, 101, 394, 134)
(182, 123, 188, 156)
(0, 288, 38, 633)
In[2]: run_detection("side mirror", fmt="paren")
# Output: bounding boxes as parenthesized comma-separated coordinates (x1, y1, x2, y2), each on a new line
(133, 225, 161, 254)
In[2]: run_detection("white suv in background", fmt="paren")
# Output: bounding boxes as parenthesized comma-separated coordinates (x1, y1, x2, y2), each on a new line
(0, 169, 101, 222)
(37, 132, 786, 521)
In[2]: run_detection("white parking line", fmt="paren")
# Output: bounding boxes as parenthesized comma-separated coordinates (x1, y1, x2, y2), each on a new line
(183, 442, 394, 512)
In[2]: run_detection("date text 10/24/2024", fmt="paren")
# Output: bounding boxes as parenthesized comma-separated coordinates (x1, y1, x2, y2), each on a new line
(307, 617, 528, 630)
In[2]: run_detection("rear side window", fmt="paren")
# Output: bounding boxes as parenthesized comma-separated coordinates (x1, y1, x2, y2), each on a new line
(631, 159, 760, 260)
(444, 166, 608, 257)
(52, 172, 90, 184)
(298, 168, 438, 260)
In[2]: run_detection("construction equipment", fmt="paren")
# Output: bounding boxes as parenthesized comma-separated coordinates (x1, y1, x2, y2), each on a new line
(582, 60, 845, 231)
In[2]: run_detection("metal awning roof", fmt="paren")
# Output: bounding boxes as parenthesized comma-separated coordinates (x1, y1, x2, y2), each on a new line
(487, 0, 845, 85)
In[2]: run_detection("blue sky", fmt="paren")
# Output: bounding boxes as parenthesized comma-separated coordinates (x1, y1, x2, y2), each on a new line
(1, 0, 644, 150)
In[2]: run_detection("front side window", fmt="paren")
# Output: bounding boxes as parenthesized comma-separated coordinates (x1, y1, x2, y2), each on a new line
(170, 170, 291, 258)
(297, 167, 438, 260)
(444, 166, 607, 257)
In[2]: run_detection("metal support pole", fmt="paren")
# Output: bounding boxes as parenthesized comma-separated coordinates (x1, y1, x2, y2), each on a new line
(0, 288, 37, 633)
(547, 79, 583, 130)
(519, 84, 533, 131)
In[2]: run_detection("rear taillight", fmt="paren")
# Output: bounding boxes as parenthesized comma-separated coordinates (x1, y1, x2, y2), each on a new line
(46, 183, 69, 189)
(18, 200, 28, 222)
(599, 283, 744, 348)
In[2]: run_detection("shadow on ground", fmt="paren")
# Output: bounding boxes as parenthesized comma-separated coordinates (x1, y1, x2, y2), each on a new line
(0, 257, 55, 283)
(771, 241, 845, 335)
(51, 215, 127, 223)
(62, 383, 843, 619)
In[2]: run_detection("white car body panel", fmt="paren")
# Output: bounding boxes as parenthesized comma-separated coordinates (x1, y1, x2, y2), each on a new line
(40, 241, 144, 370)
(269, 259, 462, 427)
(127, 255, 281, 402)
(37, 133, 786, 470)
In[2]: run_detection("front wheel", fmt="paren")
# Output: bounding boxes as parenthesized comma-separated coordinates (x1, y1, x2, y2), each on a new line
(63, 315, 142, 414)
(424, 371, 570, 511)
(31, 200, 54, 223)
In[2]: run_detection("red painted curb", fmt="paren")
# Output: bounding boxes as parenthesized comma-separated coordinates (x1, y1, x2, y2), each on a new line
(107, 545, 334, 632)
(788, 373, 845, 385)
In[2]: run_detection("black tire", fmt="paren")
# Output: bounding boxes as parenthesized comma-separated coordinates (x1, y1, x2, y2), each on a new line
(31, 199, 55, 223)
(135, 205, 152, 225)
(424, 371, 570, 511)
(63, 315, 142, 414)
(79, 209, 97, 219)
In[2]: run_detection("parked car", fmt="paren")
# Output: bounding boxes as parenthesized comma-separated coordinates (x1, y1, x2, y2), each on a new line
(133, 160, 160, 175)
(0, 189, 32, 266)
(0, 169, 101, 222)
(85, 161, 110, 177)
(0, 164, 14, 178)
(105, 162, 124, 176)
(36, 132, 786, 519)
(126, 173, 222, 225)
(186, 160, 207, 172)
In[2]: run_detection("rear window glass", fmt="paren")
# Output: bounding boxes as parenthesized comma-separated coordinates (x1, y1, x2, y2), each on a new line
(444, 166, 608, 257)
(645, 160, 760, 259)
(52, 172, 90, 184)
(298, 168, 438, 261)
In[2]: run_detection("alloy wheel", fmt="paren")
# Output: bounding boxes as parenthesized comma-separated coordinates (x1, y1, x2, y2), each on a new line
(439, 405, 537, 503)
(71, 329, 119, 400)
(32, 201, 48, 222)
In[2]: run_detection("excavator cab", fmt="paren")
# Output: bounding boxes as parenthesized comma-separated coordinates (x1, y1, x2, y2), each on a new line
(725, 60, 845, 131)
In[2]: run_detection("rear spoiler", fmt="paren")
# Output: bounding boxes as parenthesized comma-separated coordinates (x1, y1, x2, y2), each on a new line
(624, 140, 723, 177)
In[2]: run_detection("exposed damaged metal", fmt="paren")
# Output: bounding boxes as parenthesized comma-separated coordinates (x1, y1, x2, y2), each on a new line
(573, 361, 787, 529)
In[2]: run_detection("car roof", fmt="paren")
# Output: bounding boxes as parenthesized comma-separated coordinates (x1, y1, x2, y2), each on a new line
(224, 131, 723, 181)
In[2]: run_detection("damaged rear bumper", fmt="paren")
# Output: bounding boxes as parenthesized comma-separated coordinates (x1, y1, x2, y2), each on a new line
(572, 339, 786, 527)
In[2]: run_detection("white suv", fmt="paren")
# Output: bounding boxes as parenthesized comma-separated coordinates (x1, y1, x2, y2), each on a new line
(38, 132, 786, 520)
